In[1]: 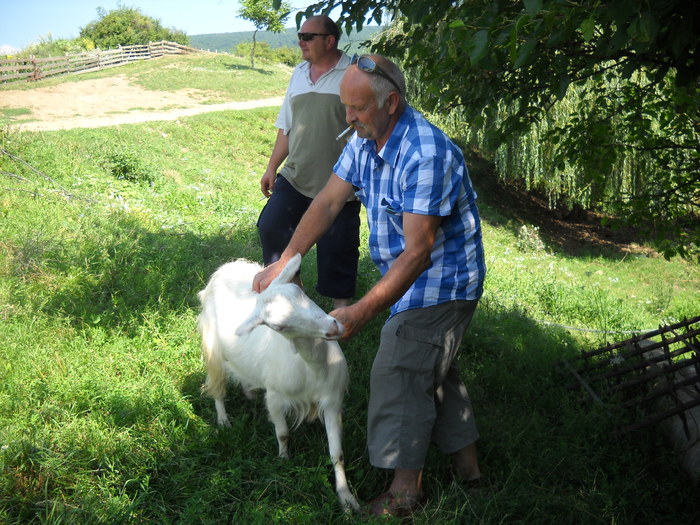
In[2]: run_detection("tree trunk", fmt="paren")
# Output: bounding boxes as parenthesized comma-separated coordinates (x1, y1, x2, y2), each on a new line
(251, 30, 257, 70)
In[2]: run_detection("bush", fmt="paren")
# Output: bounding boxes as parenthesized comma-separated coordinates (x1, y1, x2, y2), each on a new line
(233, 42, 300, 66)
(274, 45, 301, 66)
(80, 6, 189, 49)
(102, 147, 156, 185)
(17, 36, 90, 58)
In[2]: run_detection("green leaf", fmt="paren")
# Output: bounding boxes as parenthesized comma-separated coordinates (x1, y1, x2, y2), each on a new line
(513, 38, 536, 69)
(579, 17, 595, 42)
(509, 26, 518, 62)
(523, 0, 542, 17)
(449, 20, 466, 29)
(469, 29, 489, 65)
(555, 72, 570, 100)
(515, 13, 531, 34)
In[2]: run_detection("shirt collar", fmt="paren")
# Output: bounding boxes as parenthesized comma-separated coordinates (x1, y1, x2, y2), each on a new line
(335, 52, 351, 70)
(302, 51, 350, 81)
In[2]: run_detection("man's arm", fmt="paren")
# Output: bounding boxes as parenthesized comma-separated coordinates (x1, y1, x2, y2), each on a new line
(261, 129, 290, 198)
(253, 174, 355, 292)
(331, 212, 441, 339)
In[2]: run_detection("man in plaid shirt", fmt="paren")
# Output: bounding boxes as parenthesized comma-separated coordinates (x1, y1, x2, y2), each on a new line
(254, 54, 486, 518)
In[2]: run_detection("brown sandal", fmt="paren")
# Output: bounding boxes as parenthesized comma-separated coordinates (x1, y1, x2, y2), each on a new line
(365, 490, 427, 518)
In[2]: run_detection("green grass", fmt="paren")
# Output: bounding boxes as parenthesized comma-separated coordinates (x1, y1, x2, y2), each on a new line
(1, 54, 699, 524)
(129, 54, 292, 98)
(0, 108, 33, 127)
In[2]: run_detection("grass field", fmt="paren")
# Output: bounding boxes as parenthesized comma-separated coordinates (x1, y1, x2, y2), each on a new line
(1, 53, 699, 524)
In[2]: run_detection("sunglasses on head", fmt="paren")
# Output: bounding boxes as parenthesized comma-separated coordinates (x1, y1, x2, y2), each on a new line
(350, 54, 402, 95)
(297, 32, 330, 41)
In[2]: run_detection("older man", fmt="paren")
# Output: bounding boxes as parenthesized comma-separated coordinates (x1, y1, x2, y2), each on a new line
(254, 54, 486, 518)
(257, 15, 360, 309)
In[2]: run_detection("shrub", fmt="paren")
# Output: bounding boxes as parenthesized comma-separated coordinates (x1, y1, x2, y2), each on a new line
(274, 45, 301, 66)
(17, 36, 89, 58)
(102, 147, 156, 185)
(80, 6, 189, 49)
(233, 42, 300, 66)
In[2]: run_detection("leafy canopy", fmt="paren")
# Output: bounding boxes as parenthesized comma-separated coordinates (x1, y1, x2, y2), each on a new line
(238, 0, 291, 69)
(239, 0, 291, 33)
(288, 0, 699, 260)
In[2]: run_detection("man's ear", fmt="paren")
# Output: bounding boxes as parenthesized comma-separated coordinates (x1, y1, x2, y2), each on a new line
(387, 91, 401, 115)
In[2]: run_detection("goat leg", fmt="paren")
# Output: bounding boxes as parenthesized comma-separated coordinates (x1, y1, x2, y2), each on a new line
(323, 409, 360, 512)
(267, 393, 291, 458)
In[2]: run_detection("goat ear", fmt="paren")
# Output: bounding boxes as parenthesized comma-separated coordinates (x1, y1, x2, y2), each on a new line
(236, 313, 263, 336)
(271, 253, 302, 286)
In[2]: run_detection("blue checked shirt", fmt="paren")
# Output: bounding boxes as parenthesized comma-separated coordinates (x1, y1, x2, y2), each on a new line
(333, 106, 486, 317)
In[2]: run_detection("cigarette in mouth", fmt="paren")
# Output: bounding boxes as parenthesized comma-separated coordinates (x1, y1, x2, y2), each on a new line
(336, 125, 354, 141)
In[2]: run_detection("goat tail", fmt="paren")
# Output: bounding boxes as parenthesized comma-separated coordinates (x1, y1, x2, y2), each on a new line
(198, 313, 227, 401)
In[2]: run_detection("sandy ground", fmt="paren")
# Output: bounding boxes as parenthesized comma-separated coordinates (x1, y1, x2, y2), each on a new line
(0, 75, 283, 131)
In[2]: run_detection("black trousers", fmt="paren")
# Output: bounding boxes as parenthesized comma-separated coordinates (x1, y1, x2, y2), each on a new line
(256, 175, 361, 299)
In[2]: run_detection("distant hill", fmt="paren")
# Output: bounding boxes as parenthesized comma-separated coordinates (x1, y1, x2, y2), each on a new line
(189, 26, 383, 54)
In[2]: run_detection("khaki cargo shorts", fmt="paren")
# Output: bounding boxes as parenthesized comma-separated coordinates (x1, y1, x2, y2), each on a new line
(367, 300, 479, 470)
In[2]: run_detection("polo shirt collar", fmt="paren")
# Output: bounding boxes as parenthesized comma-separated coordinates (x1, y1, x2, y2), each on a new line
(302, 51, 350, 82)
(336, 52, 351, 70)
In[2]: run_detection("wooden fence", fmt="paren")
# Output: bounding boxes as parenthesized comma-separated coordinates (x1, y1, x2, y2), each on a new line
(0, 41, 201, 84)
(562, 315, 700, 433)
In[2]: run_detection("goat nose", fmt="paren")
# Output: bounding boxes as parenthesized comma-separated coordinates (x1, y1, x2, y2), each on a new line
(328, 318, 344, 339)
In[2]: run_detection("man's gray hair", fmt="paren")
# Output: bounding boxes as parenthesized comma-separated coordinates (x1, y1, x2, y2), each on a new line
(367, 57, 406, 109)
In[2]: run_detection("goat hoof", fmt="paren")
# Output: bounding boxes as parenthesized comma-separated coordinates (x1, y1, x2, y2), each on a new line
(341, 495, 361, 513)
(216, 417, 231, 427)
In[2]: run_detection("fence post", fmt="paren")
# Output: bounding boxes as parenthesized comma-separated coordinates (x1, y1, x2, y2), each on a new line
(29, 57, 43, 82)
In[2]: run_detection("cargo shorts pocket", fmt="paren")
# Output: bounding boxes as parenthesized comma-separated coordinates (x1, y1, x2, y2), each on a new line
(392, 322, 445, 374)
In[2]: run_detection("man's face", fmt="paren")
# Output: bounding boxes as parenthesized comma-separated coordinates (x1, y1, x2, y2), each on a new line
(298, 20, 329, 63)
(340, 68, 393, 145)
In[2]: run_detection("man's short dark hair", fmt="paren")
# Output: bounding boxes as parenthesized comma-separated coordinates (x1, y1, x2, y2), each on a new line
(314, 15, 341, 42)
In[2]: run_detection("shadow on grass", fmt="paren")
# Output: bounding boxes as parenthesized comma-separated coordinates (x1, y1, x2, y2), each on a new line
(465, 148, 651, 261)
(421, 305, 699, 523)
(222, 61, 278, 75)
(170, 291, 700, 523)
(29, 215, 261, 334)
(7, 200, 698, 523)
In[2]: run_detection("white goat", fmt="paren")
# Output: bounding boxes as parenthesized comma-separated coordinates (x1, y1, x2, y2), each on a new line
(197, 254, 360, 512)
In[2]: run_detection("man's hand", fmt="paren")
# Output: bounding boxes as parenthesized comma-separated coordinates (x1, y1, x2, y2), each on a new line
(329, 302, 372, 340)
(260, 170, 276, 198)
(253, 259, 285, 293)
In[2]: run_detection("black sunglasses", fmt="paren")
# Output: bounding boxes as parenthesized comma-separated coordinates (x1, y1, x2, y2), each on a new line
(350, 54, 402, 95)
(297, 32, 330, 41)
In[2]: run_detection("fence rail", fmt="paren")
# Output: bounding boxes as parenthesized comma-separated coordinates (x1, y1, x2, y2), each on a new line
(0, 41, 201, 84)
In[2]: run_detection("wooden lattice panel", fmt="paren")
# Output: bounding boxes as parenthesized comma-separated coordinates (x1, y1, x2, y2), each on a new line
(562, 316, 700, 434)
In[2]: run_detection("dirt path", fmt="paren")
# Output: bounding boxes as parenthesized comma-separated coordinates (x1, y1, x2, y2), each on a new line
(0, 75, 283, 131)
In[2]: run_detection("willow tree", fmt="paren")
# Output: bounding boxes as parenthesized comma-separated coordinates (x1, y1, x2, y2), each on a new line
(238, 0, 291, 69)
(287, 0, 699, 259)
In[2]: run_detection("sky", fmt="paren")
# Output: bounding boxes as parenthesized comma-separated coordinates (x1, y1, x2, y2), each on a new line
(0, 0, 319, 53)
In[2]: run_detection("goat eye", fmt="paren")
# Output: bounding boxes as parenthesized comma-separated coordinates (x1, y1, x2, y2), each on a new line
(267, 322, 287, 332)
